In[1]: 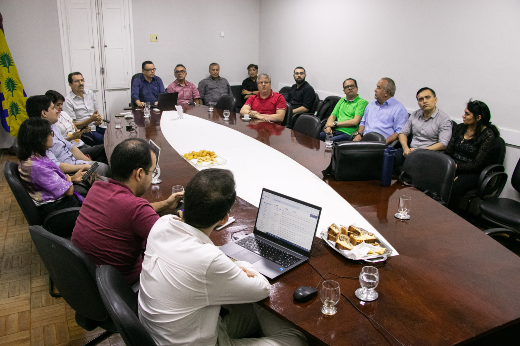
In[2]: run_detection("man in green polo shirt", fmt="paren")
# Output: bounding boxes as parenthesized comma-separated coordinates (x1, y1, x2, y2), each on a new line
(320, 78, 368, 142)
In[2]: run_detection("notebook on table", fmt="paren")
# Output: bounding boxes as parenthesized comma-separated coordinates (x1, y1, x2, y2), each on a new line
(157, 92, 178, 111)
(220, 188, 322, 279)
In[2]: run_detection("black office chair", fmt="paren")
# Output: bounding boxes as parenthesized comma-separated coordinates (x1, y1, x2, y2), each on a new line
(96, 265, 158, 346)
(360, 132, 386, 143)
(292, 114, 322, 139)
(230, 85, 244, 111)
(279, 86, 291, 99)
(309, 93, 320, 115)
(282, 102, 293, 127)
(29, 225, 116, 345)
(400, 150, 457, 204)
(215, 94, 236, 112)
(129, 73, 143, 107)
(288, 93, 321, 129)
(478, 158, 520, 230)
(484, 228, 520, 254)
(3, 161, 80, 235)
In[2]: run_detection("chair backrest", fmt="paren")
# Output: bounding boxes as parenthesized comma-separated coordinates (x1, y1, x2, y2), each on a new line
(360, 132, 386, 143)
(309, 93, 320, 114)
(282, 102, 293, 127)
(29, 225, 110, 323)
(3, 161, 42, 225)
(129, 73, 143, 106)
(401, 150, 457, 203)
(316, 96, 341, 121)
(215, 94, 236, 112)
(279, 86, 291, 99)
(293, 114, 322, 139)
(230, 85, 243, 109)
(512, 158, 520, 193)
(330, 141, 387, 181)
(490, 136, 506, 166)
(97, 265, 158, 346)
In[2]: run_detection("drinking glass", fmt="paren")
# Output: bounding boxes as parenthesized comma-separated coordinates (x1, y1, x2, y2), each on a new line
(355, 266, 379, 301)
(223, 110, 230, 120)
(114, 119, 122, 129)
(172, 185, 184, 194)
(151, 164, 162, 184)
(144, 102, 151, 118)
(208, 102, 215, 112)
(325, 133, 333, 149)
(395, 195, 411, 220)
(320, 280, 340, 315)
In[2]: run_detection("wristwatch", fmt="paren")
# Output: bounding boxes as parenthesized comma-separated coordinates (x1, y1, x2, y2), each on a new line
(352, 131, 361, 137)
(333, 121, 338, 128)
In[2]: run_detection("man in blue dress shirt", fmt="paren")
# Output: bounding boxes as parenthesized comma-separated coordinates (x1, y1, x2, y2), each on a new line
(352, 78, 408, 145)
(131, 61, 165, 108)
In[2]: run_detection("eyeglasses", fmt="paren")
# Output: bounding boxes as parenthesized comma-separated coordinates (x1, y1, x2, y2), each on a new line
(258, 81, 271, 85)
(174, 70, 186, 74)
(344, 85, 357, 90)
(144, 68, 157, 72)
(294, 72, 305, 76)
(50, 131, 54, 137)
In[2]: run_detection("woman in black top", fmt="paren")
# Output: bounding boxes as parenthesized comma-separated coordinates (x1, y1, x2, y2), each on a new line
(241, 64, 259, 104)
(445, 100, 499, 211)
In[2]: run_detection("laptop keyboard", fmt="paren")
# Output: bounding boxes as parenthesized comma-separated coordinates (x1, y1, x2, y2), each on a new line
(236, 237, 301, 268)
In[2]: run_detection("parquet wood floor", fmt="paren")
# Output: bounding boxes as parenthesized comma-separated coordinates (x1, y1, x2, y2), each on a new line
(0, 153, 124, 346)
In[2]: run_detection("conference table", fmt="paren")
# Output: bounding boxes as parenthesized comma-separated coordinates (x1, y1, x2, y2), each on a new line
(105, 105, 520, 346)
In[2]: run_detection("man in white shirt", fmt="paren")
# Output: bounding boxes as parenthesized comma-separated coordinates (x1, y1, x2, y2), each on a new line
(138, 169, 308, 346)
(63, 72, 105, 145)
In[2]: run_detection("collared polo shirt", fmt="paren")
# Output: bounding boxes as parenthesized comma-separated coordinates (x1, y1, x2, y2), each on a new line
(360, 97, 409, 139)
(165, 79, 200, 105)
(331, 95, 369, 135)
(198, 76, 231, 105)
(71, 179, 160, 284)
(131, 74, 165, 105)
(400, 108, 453, 148)
(241, 77, 258, 101)
(287, 81, 315, 110)
(63, 89, 99, 130)
(47, 123, 89, 166)
(245, 91, 287, 123)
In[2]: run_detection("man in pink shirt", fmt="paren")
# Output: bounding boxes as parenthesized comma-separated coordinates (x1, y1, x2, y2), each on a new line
(71, 138, 183, 284)
(240, 73, 286, 124)
(166, 64, 202, 105)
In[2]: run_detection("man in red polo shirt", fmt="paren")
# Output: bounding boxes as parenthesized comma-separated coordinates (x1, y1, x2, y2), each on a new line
(240, 73, 286, 124)
(71, 138, 183, 284)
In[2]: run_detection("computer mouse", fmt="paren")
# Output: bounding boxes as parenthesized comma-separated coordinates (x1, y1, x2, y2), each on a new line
(293, 286, 318, 303)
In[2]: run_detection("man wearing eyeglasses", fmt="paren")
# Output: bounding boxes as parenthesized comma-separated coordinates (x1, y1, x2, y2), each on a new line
(198, 63, 232, 105)
(286, 67, 316, 116)
(320, 78, 368, 142)
(131, 61, 165, 108)
(240, 73, 286, 124)
(166, 64, 201, 105)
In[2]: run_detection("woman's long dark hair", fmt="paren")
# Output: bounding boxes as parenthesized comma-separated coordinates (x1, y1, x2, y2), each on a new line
(17, 118, 53, 161)
(463, 99, 500, 139)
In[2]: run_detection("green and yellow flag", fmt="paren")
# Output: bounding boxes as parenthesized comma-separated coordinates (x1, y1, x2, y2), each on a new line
(0, 28, 27, 137)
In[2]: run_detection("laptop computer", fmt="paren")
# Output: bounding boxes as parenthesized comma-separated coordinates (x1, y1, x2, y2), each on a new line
(157, 92, 178, 111)
(220, 188, 322, 279)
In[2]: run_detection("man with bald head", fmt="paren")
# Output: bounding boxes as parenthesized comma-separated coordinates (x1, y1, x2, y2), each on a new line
(352, 78, 408, 144)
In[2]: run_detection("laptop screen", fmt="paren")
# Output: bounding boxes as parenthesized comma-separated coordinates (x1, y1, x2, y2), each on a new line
(255, 189, 321, 252)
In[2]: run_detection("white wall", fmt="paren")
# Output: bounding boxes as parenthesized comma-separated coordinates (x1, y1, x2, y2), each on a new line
(131, 0, 260, 87)
(259, 0, 520, 201)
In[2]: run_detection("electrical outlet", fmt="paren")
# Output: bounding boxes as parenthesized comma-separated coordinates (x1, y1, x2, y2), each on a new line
(150, 34, 158, 42)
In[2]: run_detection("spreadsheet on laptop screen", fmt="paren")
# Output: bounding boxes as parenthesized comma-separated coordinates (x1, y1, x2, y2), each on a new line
(255, 190, 320, 252)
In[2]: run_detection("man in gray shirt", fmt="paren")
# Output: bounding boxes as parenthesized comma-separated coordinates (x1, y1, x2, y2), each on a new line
(198, 63, 231, 105)
(395, 87, 452, 168)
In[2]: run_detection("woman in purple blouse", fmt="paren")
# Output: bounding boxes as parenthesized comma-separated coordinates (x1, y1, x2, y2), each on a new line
(17, 118, 85, 237)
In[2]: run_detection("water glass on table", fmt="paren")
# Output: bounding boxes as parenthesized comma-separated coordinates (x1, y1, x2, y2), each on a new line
(223, 110, 230, 120)
(208, 102, 215, 112)
(395, 195, 411, 220)
(320, 280, 340, 315)
(325, 133, 333, 149)
(114, 119, 122, 129)
(144, 102, 151, 118)
(355, 266, 379, 301)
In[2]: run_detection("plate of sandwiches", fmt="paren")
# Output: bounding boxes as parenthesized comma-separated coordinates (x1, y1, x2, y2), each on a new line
(320, 223, 392, 262)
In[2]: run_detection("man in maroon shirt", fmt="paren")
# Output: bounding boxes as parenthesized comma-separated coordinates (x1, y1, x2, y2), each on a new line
(240, 73, 286, 124)
(71, 138, 183, 284)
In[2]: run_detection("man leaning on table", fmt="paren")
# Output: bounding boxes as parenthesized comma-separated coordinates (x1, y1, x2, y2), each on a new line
(71, 138, 183, 285)
(352, 77, 408, 145)
(138, 168, 308, 346)
(131, 60, 165, 108)
(240, 73, 287, 124)
(198, 62, 232, 105)
(320, 78, 368, 143)
(394, 87, 452, 168)
(166, 64, 202, 105)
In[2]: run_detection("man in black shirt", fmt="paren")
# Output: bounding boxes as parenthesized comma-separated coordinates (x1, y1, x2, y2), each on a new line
(241, 64, 259, 104)
(287, 66, 315, 115)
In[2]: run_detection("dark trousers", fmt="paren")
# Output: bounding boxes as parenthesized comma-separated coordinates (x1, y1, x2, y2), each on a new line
(39, 195, 82, 238)
(79, 144, 108, 164)
(448, 173, 479, 211)
(319, 131, 352, 143)
(81, 126, 105, 146)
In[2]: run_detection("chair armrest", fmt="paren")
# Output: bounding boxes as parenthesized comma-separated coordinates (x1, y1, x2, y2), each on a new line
(484, 228, 520, 237)
(478, 171, 508, 200)
(43, 207, 82, 229)
(477, 164, 505, 187)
